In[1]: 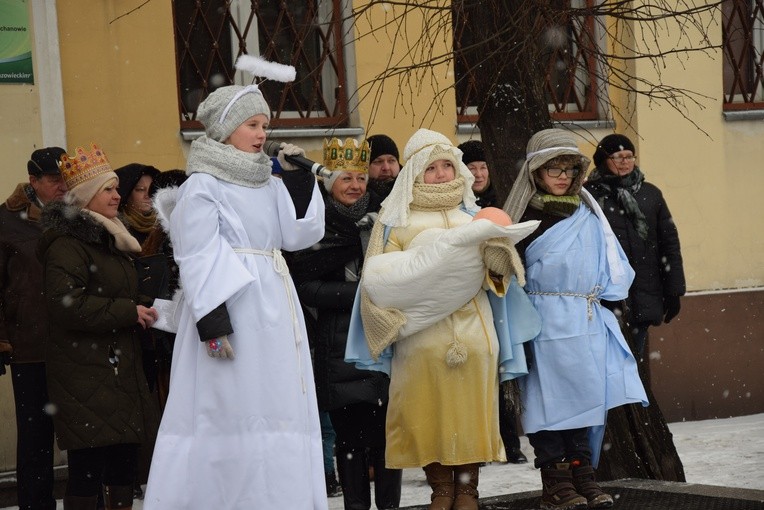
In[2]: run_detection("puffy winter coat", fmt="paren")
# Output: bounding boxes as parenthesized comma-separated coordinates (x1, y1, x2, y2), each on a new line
(0, 184, 51, 363)
(585, 177, 685, 325)
(37, 201, 157, 450)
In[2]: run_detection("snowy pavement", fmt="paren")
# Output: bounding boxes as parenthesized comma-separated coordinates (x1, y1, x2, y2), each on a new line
(4, 413, 762, 509)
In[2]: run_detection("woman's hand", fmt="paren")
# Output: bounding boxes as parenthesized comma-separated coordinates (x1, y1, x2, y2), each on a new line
(137, 305, 159, 329)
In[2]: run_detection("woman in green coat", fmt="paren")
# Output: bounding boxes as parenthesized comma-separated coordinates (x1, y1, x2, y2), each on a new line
(37, 144, 158, 510)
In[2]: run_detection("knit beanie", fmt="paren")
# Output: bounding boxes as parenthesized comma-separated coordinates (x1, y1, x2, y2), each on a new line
(28, 147, 66, 176)
(322, 138, 370, 192)
(458, 140, 486, 166)
(60, 144, 119, 208)
(593, 134, 635, 168)
(196, 85, 271, 142)
(115, 163, 161, 210)
(367, 134, 400, 162)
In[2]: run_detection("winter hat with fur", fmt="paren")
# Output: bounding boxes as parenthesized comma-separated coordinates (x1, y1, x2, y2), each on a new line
(593, 134, 635, 169)
(60, 144, 119, 208)
(458, 140, 486, 166)
(196, 85, 271, 143)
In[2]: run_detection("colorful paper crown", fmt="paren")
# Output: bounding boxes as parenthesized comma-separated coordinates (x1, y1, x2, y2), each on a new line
(322, 138, 370, 173)
(59, 144, 113, 189)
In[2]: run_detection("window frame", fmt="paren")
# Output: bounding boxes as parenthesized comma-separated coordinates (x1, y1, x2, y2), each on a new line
(171, 0, 350, 131)
(722, 0, 764, 111)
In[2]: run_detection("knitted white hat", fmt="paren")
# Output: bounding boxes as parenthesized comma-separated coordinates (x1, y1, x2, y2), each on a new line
(196, 85, 271, 143)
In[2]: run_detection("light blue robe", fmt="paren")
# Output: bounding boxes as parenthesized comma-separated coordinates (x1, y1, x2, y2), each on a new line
(518, 202, 648, 466)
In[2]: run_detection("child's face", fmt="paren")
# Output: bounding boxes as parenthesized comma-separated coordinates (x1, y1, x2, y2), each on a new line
(423, 159, 456, 184)
(226, 114, 269, 153)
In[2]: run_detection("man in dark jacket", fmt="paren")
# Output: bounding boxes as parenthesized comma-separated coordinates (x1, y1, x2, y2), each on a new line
(0, 146, 67, 510)
(585, 134, 686, 358)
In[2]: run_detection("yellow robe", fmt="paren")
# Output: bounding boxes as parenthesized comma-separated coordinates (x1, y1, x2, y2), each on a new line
(383, 207, 505, 468)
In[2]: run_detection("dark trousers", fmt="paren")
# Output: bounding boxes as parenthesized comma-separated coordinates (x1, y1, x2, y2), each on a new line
(498, 387, 521, 453)
(330, 403, 402, 509)
(66, 443, 139, 497)
(527, 427, 592, 469)
(10, 362, 56, 510)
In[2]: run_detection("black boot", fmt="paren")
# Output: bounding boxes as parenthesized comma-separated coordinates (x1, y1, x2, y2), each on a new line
(369, 447, 402, 509)
(103, 485, 134, 510)
(336, 448, 372, 510)
(325, 470, 343, 497)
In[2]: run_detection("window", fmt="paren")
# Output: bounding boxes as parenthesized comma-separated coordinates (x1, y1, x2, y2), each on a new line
(173, 0, 349, 130)
(453, 0, 598, 124)
(723, 0, 764, 110)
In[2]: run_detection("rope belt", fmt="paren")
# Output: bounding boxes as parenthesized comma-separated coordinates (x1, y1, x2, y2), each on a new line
(233, 247, 306, 393)
(528, 285, 603, 320)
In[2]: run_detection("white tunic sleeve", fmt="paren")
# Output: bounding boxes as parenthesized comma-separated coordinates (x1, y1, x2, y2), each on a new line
(274, 177, 325, 251)
(170, 177, 256, 322)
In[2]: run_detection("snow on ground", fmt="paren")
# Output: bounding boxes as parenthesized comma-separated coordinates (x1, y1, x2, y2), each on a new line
(6, 413, 762, 509)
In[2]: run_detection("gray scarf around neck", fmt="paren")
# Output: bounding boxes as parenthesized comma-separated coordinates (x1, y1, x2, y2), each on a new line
(187, 135, 272, 188)
(590, 166, 649, 240)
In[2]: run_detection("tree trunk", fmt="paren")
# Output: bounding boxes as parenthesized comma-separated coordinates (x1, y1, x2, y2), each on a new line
(597, 327, 686, 481)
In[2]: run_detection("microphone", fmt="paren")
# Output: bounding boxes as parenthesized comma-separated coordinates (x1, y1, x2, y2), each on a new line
(263, 140, 332, 179)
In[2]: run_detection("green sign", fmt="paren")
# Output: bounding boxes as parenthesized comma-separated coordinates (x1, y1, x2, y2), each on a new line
(0, 0, 33, 84)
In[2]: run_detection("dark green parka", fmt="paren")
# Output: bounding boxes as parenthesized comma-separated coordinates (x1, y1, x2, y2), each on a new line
(37, 200, 157, 450)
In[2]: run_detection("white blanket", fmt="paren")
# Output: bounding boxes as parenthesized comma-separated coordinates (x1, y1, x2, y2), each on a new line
(362, 219, 539, 338)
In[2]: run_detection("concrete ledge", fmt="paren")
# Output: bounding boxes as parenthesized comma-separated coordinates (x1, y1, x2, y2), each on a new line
(400, 479, 764, 509)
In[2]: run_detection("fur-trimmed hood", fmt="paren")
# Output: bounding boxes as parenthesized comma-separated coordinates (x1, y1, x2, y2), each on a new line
(37, 200, 135, 260)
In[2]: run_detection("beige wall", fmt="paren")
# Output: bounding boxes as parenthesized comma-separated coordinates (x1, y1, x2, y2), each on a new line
(56, 0, 186, 171)
(352, 0, 458, 148)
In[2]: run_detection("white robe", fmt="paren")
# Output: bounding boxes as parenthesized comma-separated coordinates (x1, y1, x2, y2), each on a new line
(144, 173, 327, 509)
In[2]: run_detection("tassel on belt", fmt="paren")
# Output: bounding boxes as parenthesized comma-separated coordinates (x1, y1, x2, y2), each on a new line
(527, 285, 603, 320)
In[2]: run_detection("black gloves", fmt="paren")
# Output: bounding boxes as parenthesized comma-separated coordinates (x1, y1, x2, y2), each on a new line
(663, 295, 681, 323)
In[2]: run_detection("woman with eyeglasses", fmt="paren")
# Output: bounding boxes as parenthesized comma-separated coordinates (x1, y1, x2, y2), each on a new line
(504, 129, 647, 510)
(585, 134, 686, 357)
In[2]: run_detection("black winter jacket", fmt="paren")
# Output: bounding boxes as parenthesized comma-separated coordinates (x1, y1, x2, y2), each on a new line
(585, 176, 685, 325)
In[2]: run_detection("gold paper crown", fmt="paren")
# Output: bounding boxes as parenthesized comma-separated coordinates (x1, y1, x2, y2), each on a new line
(59, 144, 113, 189)
(322, 138, 370, 173)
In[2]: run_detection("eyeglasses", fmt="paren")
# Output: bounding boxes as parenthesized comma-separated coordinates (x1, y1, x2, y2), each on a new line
(543, 167, 580, 178)
(608, 155, 636, 164)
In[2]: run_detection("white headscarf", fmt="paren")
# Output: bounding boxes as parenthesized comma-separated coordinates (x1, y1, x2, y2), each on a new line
(378, 128, 478, 227)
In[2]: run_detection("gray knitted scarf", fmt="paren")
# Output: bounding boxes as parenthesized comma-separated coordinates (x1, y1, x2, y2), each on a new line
(187, 135, 272, 188)
(588, 166, 649, 240)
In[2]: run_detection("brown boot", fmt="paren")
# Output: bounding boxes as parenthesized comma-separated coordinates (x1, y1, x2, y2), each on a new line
(540, 463, 588, 510)
(103, 485, 134, 510)
(63, 495, 98, 510)
(453, 463, 479, 510)
(423, 462, 454, 510)
(571, 461, 613, 508)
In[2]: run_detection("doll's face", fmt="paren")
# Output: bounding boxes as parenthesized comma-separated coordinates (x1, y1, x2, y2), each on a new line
(423, 159, 456, 184)
(226, 114, 269, 153)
